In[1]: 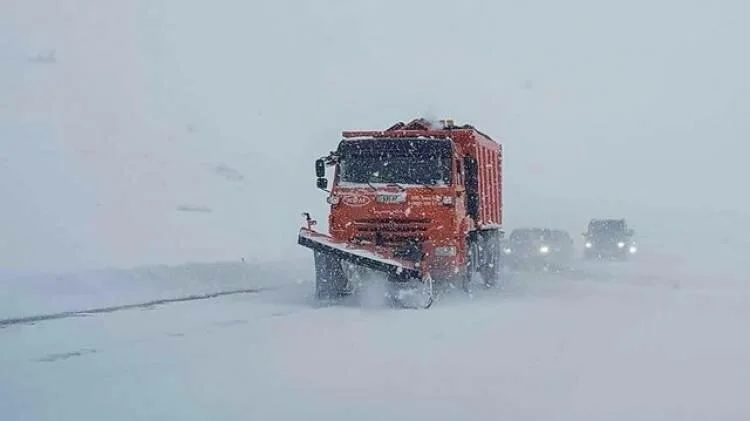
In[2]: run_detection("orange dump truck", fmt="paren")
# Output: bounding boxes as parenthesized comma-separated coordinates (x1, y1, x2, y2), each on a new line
(298, 117, 504, 308)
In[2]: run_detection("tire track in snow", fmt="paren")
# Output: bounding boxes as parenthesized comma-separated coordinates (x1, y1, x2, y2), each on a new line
(0, 287, 275, 328)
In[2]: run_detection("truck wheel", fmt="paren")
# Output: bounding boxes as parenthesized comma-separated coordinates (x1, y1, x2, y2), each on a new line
(313, 251, 349, 301)
(479, 230, 502, 287)
(480, 262, 501, 286)
(463, 240, 480, 293)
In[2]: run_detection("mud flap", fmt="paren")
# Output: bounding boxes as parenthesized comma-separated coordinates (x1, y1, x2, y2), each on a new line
(313, 250, 349, 301)
(384, 272, 434, 309)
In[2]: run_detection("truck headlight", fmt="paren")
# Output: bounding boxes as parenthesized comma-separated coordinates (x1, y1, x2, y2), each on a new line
(326, 195, 340, 205)
(503, 247, 512, 254)
(539, 245, 550, 254)
(585, 242, 592, 248)
(629, 246, 637, 254)
(434, 246, 457, 256)
(617, 242, 625, 248)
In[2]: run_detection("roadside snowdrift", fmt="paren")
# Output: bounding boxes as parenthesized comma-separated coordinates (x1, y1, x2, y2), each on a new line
(0, 258, 311, 321)
(3, 262, 750, 421)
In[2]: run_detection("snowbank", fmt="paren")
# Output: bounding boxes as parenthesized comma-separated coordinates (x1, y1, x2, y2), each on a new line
(3, 263, 750, 420)
(0, 258, 311, 321)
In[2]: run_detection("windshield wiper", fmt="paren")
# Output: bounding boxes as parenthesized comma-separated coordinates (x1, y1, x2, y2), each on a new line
(369, 176, 406, 191)
(386, 182, 406, 191)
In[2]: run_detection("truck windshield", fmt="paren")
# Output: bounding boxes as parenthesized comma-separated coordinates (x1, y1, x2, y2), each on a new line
(336, 138, 452, 186)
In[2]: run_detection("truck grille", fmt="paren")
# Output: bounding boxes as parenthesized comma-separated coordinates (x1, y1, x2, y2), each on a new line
(352, 218, 431, 260)
(353, 217, 431, 241)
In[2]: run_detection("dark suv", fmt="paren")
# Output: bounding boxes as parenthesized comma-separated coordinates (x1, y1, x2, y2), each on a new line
(583, 219, 637, 260)
(503, 227, 575, 271)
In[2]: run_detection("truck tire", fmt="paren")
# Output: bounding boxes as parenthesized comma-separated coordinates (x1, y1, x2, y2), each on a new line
(462, 239, 480, 293)
(313, 251, 349, 301)
(478, 230, 503, 287)
(459, 235, 487, 294)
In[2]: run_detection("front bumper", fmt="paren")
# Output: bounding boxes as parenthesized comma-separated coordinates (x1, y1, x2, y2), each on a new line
(504, 249, 568, 267)
(298, 228, 422, 280)
(584, 243, 637, 258)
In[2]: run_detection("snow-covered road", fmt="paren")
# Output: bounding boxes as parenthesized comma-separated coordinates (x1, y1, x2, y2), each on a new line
(3, 257, 750, 420)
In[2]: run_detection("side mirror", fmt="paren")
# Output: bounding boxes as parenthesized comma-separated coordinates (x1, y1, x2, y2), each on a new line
(316, 177, 328, 190)
(315, 159, 326, 178)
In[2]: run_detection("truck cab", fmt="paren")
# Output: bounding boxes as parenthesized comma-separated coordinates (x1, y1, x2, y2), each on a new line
(321, 136, 464, 264)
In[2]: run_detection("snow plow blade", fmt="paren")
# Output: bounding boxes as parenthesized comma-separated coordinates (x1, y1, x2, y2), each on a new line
(297, 228, 422, 280)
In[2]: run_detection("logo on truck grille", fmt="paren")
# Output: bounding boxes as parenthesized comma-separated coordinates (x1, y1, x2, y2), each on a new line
(376, 192, 406, 204)
(342, 194, 371, 206)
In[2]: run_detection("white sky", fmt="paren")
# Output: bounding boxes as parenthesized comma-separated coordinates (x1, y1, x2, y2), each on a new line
(1, 0, 748, 273)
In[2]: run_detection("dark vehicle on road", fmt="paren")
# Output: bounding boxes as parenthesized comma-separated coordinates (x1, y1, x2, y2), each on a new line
(503, 227, 575, 271)
(583, 218, 637, 260)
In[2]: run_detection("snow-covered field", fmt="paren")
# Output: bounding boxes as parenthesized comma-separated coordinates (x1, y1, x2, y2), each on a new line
(0, 259, 310, 321)
(3, 249, 750, 420)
